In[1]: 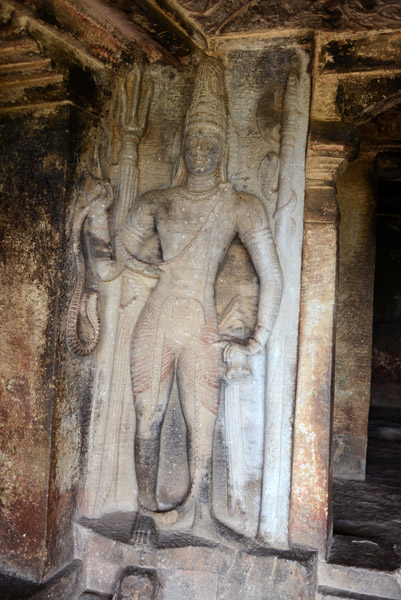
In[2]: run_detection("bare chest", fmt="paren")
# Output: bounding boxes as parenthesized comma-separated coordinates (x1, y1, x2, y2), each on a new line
(154, 189, 236, 261)
(156, 193, 220, 231)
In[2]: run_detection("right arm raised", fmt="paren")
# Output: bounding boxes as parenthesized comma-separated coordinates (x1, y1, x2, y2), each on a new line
(86, 184, 161, 281)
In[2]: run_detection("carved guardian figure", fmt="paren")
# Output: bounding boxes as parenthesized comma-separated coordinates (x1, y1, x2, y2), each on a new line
(81, 59, 283, 542)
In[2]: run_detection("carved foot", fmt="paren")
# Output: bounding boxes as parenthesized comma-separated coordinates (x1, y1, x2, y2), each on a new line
(130, 514, 156, 546)
(189, 512, 224, 543)
(157, 505, 227, 547)
(153, 501, 196, 532)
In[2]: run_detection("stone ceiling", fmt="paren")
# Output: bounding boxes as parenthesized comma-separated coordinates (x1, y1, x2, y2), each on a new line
(172, 0, 401, 36)
(1, 0, 401, 126)
(2, 0, 401, 73)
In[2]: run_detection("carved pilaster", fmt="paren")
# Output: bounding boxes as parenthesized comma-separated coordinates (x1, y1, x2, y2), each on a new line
(305, 143, 350, 224)
(290, 134, 353, 556)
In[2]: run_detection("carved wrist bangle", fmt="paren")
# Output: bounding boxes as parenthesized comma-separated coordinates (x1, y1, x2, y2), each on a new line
(89, 214, 109, 236)
(88, 210, 108, 227)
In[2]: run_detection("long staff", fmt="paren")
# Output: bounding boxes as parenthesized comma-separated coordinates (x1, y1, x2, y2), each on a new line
(259, 56, 307, 548)
(113, 66, 153, 233)
(81, 66, 153, 517)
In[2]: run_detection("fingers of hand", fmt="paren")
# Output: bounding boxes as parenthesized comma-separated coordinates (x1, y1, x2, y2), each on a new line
(143, 264, 163, 277)
(224, 342, 248, 361)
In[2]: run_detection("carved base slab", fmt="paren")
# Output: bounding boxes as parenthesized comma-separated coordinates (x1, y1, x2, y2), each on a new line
(74, 523, 314, 599)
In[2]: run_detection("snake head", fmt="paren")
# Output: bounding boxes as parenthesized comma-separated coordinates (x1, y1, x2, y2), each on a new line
(82, 175, 114, 211)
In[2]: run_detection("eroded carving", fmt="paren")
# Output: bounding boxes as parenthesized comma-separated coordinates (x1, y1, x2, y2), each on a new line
(177, 0, 401, 33)
(66, 178, 111, 356)
(113, 567, 157, 600)
(78, 58, 283, 544)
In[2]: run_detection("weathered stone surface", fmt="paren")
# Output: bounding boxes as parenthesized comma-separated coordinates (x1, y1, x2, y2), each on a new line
(290, 139, 351, 555)
(330, 403, 401, 573)
(0, 34, 65, 110)
(329, 533, 400, 572)
(290, 219, 337, 555)
(333, 477, 401, 549)
(1, 1, 401, 598)
(318, 31, 401, 73)
(1, 0, 182, 68)
(26, 560, 83, 600)
(74, 524, 313, 600)
(0, 106, 69, 580)
(0, 560, 83, 600)
(333, 157, 376, 480)
(311, 30, 401, 123)
(44, 107, 101, 579)
(174, 0, 401, 35)
(316, 596, 354, 600)
(317, 560, 401, 599)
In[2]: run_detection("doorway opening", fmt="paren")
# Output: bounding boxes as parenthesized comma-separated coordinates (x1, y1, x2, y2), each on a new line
(331, 152, 401, 571)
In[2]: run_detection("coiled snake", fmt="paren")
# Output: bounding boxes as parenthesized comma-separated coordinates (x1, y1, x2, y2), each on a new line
(66, 180, 112, 356)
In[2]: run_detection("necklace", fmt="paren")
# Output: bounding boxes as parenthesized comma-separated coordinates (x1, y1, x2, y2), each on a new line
(181, 182, 220, 198)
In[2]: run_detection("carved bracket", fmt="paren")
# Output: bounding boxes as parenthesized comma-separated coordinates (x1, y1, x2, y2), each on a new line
(305, 121, 360, 224)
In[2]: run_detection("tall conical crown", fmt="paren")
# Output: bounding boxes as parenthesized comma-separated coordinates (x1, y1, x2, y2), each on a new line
(185, 59, 227, 137)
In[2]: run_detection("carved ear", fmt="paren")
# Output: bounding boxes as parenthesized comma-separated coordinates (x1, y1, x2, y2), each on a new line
(171, 154, 186, 187)
(170, 118, 186, 186)
(226, 113, 239, 181)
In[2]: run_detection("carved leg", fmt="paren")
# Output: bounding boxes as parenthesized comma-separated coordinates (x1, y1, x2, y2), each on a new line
(133, 357, 175, 510)
(134, 436, 161, 511)
(131, 305, 176, 512)
(177, 338, 221, 533)
(130, 350, 175, 545)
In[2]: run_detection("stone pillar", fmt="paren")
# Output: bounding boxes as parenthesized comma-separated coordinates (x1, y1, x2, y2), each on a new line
(333, 156, 376, 480)
(290, 139, 351, 556)
(0, 34, 100, 585)
(0, 105, 70, 581)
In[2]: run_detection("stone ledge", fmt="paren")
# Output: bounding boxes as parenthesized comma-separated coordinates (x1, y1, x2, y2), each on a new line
(317, 560, 401, 600)
(74, 523, 314, 599)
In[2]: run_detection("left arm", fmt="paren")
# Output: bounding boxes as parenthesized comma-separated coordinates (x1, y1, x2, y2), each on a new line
(226, 193, 283, 361)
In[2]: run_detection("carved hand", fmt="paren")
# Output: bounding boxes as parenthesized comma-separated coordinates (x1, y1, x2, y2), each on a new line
(222, 343, 252, 383)
(138, 262, 164, 278)
(223, 324, 269, 359)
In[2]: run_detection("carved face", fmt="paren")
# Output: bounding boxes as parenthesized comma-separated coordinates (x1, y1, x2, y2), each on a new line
(184, 128, 222, 176)
(120, 575, 153, 599)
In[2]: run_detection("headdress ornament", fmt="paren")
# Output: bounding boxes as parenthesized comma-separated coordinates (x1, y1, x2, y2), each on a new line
(185, 59, 227, 137)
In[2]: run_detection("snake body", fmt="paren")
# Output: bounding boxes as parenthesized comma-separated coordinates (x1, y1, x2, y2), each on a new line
(66, 198, 101, 356)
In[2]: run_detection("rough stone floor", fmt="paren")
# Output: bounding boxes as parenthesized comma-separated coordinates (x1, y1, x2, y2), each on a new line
(331, 405, 401, 570)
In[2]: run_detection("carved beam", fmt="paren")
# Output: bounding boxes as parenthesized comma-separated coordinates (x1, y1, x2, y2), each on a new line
(1, 0, 110, 74)
(0, 32, 66, 110)
(1, 0, 181, 69)
(135, 0, 207, 52)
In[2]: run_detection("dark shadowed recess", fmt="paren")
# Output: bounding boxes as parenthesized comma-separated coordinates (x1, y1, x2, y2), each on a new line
(331, 152, 401, 571)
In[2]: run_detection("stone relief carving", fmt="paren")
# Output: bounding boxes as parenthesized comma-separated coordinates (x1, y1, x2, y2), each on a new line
(74, 58, 282, 544)
(66, 179, 104, 356)
(113, 567, 158, 600)
(70, 49, 310, 550)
